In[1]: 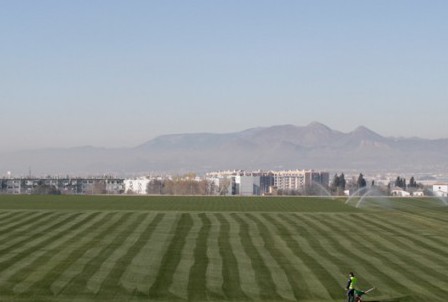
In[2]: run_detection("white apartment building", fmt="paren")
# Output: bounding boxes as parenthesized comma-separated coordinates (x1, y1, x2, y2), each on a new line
(273, 170, 306, 191)
(206, 169, 329, 195)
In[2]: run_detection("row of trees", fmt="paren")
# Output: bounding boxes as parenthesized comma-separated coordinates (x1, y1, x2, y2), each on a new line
(394, 176, 419, 190)
(331, 173, 368, 195)
(330, 173, 424, 196)
(330, 173, 346, 195)
(145, 178, 213, 195)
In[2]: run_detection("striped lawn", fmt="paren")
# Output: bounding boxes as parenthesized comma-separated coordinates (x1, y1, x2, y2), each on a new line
(0, 197, 447, 301)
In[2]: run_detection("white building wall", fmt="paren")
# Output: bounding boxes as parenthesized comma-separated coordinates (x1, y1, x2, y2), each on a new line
(273, 170, 306, 191)
(236, 176, 261, 196)
(124, 178, 150, 195)
(433, 184, 448, 197)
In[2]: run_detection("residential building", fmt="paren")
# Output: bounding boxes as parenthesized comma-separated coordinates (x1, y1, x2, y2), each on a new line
(0, 177, 125, 195)
(391, 187, 411, 197)
(273, 170, 306, 191)
(273, 169, 329, 192)
(433, 184, 448, 197)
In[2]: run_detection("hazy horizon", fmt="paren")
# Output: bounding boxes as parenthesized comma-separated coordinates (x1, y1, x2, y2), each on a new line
(1, 1, 447, 152)
(1, 121, 447, 153)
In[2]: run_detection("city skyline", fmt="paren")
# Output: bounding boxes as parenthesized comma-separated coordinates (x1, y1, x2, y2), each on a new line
(1, 1, 447, 152)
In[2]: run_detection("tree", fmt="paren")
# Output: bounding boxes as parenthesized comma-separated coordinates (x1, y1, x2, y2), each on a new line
(395, 177, 401, 188)
(357, 173, 367, 188)
(339, 173, 346, 190)
(330, 174, 340, 194)
(330, 173, 346, 196)
(395, 176, 407, 189)
(147, 179, 164, 194)
(218, 178, 231, 195)
(409, 176, 417, 188)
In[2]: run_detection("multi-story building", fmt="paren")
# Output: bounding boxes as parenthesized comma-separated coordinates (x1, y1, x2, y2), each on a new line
(273, 170, 306, 191)
(0, 170, 329, 196)
(206, 170, 269, 196)
(272, 169, 329, 192)
(305, 170, 330, 188)
(6, 179, 22, 194)
(206, 169, 329, 195)
(0, 177, 125, 195)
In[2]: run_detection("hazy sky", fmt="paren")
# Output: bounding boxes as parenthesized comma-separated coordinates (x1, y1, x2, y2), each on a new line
(1, 1, 447, 152)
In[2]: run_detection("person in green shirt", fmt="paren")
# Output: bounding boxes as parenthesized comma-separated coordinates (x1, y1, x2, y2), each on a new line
(346, 272, 358, 302)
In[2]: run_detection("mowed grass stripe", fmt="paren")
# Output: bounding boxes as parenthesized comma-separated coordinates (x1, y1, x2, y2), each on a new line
(169, 213, 203, 300)
(231, 213, 287, 301)
(188, 213, 212, 301)
(86, 213, 157, 295)
(341, 213, 448, 268)
(0, 212, 63, 254)
(120, 213, 178, 294)
(0, 211, 37, 228)
(60, 212, 145, 297)
(0, 211, 58, 243)
(329, 214, 448, 296)
(416, 206, 448, 223)
(0, 212, 81, 268)
(215, 213, 248, 300)
(148, 213, 194, 300)
(286, 214, 401, 300)
(97, 213, 164, 300)
(10, 212, 103, 294)
(50, 212, 130, 296)
(362, 214, 448, 259)
(0, 210, 17, 220)
(0, 212, 86, 290)
(204, 213, 225, 299)
(23, 212, 115, 297)
(271, 213, 347, 300)
(255, 213, 339, 301)
(378, 210, 448, 238)
(299, 214, 442, 301)
(225, 214, 260, 300)
(242, 213, 296, 301)
(332, 216, 448, 299)
(301, 213, 436, 299)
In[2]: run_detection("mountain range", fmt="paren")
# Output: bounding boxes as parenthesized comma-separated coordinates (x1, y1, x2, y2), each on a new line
(2, 122, 448, 176)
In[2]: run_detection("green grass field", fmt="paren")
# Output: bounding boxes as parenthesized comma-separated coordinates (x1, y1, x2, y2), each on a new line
(0, 195, 447, 301)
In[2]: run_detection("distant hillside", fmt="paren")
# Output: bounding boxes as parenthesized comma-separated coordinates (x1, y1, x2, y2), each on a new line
(2, 122, 448, 175)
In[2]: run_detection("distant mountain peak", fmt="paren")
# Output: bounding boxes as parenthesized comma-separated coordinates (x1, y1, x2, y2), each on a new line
(4, 122, 448, 175)
(306, 121, 333, 132)
(307, 121, 328, 127)
(354, 125, 371, 132)
(351, 125, 384, 141)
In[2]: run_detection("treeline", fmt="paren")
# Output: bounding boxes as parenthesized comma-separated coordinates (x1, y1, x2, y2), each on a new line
(330, 173, 425, 196)
(394, 176, 420, 190)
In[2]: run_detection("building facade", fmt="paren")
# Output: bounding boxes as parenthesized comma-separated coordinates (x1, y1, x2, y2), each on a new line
(207, 169, 329, 195)
(0, 177, 125, 195)
(273, 170, 329, 192)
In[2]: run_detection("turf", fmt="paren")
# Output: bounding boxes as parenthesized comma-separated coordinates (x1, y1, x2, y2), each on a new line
(0, 195, 447, 301)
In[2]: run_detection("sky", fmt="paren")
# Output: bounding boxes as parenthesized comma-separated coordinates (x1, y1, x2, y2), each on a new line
(1, 0, 447, 152)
